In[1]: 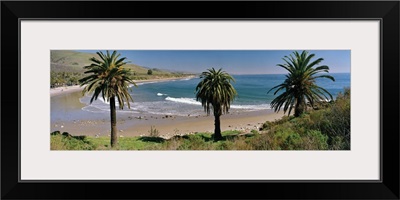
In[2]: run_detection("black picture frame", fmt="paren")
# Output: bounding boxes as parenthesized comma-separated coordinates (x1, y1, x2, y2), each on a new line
(2, 1, 399, 199)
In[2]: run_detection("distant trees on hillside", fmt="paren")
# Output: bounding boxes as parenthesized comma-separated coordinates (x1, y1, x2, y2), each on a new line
(50, 72, 83, 88)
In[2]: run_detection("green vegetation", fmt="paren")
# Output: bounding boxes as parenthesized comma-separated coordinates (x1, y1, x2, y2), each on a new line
(79, 50, 136, 147)
(51, 50, 98, 73)
(268, 50, 335, 117)
(51, 50, 152, 74)
(195, 68, 238, 140)
(51, 88, 349, 150)
(51, 131, 96, 150)
(51, 130, 246, 150)
(264, 50, 348, 149)
(51, 132, 154, 150)
(260, 88, 350, 150)
(147, 69, 153, 75)
(51, 71, 83, 87)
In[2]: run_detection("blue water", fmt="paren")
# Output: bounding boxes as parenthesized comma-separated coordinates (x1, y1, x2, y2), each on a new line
(78, 73, 350, 116)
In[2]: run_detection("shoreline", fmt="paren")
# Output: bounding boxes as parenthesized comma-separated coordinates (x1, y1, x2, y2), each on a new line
(50, 74, 286, 138)
(50, 75, 196, 97)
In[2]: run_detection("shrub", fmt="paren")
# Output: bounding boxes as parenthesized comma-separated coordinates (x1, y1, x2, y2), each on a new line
(51, 131, 60, 136)
(271, 131, 303, 150)
(215, 141, 234, 150)
(177, 134, 209, 150)
(302, 130, 329, 150)
(246, 134, 272, 150)
(148, 126, 160, 137)
(62, 132, 72, 137)
(261, 115, 294, 131)
(310, 88, 350, 149)
(261, 121, 273, 130)
(250, 130, 259, 135)
(51, 134, 96, 150)
(231, 138, 253, 150)
(283, 132, 303, 150)
(330, 135, 350, 150)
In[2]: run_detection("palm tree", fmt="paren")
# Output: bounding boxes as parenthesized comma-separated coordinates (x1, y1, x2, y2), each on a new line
(195, 68, 237, 140)
(268, 50, 335, 117)
(79, 50, 136, 147)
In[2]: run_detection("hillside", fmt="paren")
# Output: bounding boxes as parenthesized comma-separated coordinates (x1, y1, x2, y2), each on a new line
(51, 50, 167, 75)
(50, 50, 194, 87)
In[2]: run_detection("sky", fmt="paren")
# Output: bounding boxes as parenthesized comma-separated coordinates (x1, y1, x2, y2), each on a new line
(77, 50, 351, 74)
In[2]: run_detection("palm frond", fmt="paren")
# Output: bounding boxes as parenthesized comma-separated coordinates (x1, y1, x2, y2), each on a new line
(195, 67, 237, 116)
(79, 50, 136, 109)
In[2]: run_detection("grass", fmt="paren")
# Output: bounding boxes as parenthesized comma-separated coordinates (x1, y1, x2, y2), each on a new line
(51, 130, 253, 150)
(87, 136, 161, 150)
(51, 134, 162, 150)
(50, 126, 339, 151)
(50, 132, 96, 150)
(51, 128, 331, 151)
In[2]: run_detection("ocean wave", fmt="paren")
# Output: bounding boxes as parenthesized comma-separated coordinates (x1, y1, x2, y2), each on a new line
(165, 97, 201, 105)
(98, 97, 110, 105)
(231, 104, 271, 110)
(179, 77, 196, 81)
(135, 81, 158, 86)
(79, 92, 270, 116)
(165, 96, 270, 110)
(81, 104, 139, 114)
(81, 105, 106, 113)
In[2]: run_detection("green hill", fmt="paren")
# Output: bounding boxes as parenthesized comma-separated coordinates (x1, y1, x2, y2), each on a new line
(50, 50, 193, 87)
(51, 50, 163, 74)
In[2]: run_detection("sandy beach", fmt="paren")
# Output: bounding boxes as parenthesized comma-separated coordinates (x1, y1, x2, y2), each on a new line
(51, 75, 286, 138)
(52, 110, 285, 139)
(50, 85, 83, 97)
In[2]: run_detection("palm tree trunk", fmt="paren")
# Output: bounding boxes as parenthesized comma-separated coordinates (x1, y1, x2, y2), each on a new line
(214, 114, 222, 140)
(110, 96, 118, 148)
(295, 96, 305, 117)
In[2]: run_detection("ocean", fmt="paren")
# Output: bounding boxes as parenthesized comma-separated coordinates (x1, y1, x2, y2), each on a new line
(77, 73, 350, 117)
